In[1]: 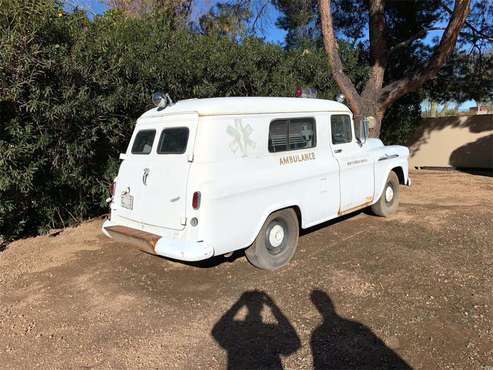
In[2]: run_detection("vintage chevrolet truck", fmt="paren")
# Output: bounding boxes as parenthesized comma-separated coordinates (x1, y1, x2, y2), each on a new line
(103, 94, 410, 270)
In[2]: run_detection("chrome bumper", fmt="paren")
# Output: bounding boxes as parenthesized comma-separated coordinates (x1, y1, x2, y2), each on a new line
(102, 220, 214, 262)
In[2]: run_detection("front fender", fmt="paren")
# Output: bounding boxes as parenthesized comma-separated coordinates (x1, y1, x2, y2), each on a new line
(373, 146, 409, 202)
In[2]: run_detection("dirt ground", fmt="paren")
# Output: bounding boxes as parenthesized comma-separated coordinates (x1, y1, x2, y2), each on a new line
(0, 170, 492, 369)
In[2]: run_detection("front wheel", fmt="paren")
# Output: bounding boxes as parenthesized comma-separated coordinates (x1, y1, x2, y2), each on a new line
(245, 209, 299, 270)
(371, 171, 400, 217)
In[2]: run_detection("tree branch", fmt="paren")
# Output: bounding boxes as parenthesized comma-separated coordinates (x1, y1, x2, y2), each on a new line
(441, 1, 493, 42)
(318, 0, 361, 114)
(380, 0, 471, 110)
(249, 1, 269, 36)
(389, 27, 447, 54)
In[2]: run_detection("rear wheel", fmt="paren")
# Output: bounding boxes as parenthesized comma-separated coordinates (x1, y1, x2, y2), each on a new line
(245, 209, 299, 270)
(371, 171, 400, 217)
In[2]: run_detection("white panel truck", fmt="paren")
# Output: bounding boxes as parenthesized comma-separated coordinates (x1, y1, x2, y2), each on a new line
(103, 95, 410, 270)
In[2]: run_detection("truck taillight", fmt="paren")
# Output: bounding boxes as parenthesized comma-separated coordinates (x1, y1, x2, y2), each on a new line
(192, 191, 201, 210)
(109, 181, 115, 197)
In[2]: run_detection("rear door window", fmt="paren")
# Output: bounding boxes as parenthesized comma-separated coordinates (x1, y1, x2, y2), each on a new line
(157, 127, 189, 154)
(131, 130, 156, 154)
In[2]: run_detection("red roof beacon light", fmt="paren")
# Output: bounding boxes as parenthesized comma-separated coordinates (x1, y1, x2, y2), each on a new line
(295, 87, 318, 98)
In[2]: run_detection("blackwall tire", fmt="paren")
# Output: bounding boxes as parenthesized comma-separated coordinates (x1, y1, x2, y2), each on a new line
(371, 171, 400, 217)
(245, 209, 299, 270)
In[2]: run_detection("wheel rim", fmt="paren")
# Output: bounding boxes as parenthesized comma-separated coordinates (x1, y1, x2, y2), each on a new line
(385, 184, 394, 203)
(265, 219, 288, 255)
(269, 224, 285, 248)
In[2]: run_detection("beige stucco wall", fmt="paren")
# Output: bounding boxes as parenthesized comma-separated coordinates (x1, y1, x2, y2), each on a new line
(408, 114, 493, 169)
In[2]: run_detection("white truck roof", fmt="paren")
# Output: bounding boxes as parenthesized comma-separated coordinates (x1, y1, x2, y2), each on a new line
(139, 97, 351, 120)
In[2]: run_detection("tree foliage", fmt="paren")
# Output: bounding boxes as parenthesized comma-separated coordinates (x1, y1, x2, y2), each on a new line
(273, 0, 492, 136)
(105, 0, 192, 18)
(198, 2, 252, 40)
(0, 0, 366, 241)
(196, 0, 273, 42)
(273, 0, 319, 50)
(423, 51, 493, 104)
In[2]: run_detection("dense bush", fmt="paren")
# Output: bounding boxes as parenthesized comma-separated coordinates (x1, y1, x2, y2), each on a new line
(380, 93, 422, 145)
(1, 0, 372, 241)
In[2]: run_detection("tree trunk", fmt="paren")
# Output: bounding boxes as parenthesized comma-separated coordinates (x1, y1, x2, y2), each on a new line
(361, 101, 384, 138)
(430, 100, 438, 117)
(319, 0, 470, 139)
(351, 104, 384, 137)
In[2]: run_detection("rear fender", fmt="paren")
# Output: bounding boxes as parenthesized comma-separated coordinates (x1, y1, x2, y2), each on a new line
(247, 202, 303, 247)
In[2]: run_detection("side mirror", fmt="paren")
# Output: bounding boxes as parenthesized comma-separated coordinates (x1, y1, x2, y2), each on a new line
(358, 117, 369, 145)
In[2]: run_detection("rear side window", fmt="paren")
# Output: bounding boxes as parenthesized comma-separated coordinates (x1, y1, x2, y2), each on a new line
(131, 130, 156, 154)
(269, 118, 316, 153)
(331, 115, 352, 144)
(157, 127, 189, 154)
(269, 120, 289, 152)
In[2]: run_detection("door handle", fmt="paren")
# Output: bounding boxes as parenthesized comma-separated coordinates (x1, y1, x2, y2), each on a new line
(334, 149, 342, 153)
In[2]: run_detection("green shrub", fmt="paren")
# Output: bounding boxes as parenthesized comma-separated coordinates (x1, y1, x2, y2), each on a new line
(2, 0, 367, 241)
(380, 93, 422, 145)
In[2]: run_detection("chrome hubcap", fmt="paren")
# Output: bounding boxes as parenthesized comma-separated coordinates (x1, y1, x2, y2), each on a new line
(268, 224, 285, 248)
(385, 185, 394, 202)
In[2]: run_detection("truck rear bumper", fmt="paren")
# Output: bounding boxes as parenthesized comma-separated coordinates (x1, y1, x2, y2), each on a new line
(102, 220, 214, 262)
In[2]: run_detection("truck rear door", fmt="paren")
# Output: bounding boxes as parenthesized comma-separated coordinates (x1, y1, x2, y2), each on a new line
(115, 113, 198, 230)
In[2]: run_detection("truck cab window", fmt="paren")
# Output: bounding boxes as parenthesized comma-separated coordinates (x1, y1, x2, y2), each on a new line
(131, 130, 156, 154)
(269, 118, 316, 153)
(157, 127, 189, 154)
(331, 115, 352, 144)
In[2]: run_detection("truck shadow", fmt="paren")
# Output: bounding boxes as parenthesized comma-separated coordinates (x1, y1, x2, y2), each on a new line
(211, 289, 412, 370)
(300, 209, 367, 236)
(139, 249, 245, 268)
(141, 210, 368, 268)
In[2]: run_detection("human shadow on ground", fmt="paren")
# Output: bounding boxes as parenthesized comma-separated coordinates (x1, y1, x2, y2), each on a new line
(310, 290, 412, 370)
(211, 290, 301, 369)
(212, 289, 411, 370)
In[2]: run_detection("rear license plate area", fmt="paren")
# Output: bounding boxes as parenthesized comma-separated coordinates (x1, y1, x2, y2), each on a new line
(121, 193, 134, 210)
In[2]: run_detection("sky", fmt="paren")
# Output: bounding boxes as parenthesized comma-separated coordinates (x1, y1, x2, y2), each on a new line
(73, 0, 476, 110)
(76, 0, 287, 42)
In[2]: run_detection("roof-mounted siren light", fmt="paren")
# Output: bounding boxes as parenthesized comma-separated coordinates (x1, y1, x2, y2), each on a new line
(152, 91, 174, 109)
(295, 87, 318, 98)
(336, 94, 345, 103)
